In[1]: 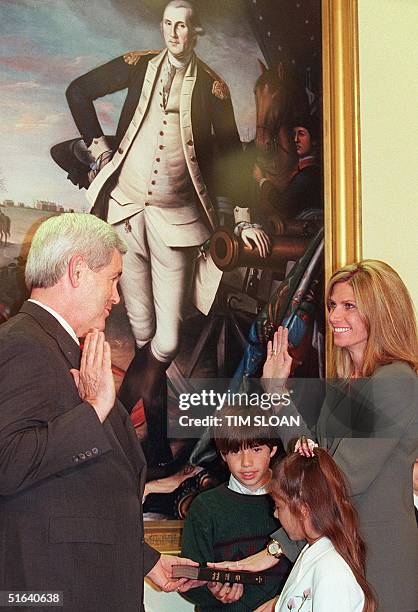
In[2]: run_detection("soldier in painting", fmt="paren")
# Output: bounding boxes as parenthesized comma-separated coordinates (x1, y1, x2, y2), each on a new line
(53, 0, 271, 477)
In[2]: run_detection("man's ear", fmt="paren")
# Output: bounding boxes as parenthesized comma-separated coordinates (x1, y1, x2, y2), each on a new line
(269, 445, 278, 459)
(68, 254, 85, 288)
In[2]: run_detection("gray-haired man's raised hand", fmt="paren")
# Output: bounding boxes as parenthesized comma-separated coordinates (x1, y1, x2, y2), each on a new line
(71, 329, 115, 422)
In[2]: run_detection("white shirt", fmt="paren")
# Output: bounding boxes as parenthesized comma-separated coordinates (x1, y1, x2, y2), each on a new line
(275, 537, 364, 612)
(228, 473, 271, 496)
(28, 299, 79, 346)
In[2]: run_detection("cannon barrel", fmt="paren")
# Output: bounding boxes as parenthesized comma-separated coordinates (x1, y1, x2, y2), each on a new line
(210, 228, 311, 274)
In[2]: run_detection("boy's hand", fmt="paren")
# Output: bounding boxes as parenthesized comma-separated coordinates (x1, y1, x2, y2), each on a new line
(208, 581, 243, 604)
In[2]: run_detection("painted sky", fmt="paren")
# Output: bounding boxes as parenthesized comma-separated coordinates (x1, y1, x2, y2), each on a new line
(1, 0, 261, 210)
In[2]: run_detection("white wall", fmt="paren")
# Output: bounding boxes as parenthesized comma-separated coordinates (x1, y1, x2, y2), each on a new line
(358, 0, 418, 310)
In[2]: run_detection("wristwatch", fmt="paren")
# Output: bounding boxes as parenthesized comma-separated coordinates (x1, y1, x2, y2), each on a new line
(267, 539, 283, 558)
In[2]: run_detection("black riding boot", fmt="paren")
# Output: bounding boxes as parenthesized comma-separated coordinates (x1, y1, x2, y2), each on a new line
(125, 346, 174, 477)
(119, 345, 186, 479)
(118, 344, 149, 414)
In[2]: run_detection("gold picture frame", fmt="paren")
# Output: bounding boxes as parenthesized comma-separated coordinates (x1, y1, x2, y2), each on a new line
(145, 0, 362, 554)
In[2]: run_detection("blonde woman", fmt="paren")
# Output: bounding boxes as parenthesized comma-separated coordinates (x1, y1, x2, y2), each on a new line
(214, 261, 418, 612)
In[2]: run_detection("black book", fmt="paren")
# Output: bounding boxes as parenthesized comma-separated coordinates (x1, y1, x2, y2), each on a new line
(172, 565, 265, 585)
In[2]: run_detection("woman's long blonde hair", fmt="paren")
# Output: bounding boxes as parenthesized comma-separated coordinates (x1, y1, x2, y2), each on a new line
(326, 260, 418, 378)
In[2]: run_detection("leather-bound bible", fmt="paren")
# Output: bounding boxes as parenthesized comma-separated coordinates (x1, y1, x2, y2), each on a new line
(172, 564, 265, 585)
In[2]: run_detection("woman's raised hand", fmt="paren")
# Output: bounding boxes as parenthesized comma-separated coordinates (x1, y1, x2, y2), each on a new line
(262, 326, 293, 391)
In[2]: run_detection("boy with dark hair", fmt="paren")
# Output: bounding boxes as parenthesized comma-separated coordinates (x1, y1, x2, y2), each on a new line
(181, 405, 291, 610)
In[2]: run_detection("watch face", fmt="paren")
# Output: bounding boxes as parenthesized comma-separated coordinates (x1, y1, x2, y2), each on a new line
(268, 541, 281, 555)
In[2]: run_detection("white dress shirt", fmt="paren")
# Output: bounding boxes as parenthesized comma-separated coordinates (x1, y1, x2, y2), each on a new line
(228, 472, 271, 496)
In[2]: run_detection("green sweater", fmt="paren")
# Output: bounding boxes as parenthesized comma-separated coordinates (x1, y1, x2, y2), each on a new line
(181, 484, 291, 611)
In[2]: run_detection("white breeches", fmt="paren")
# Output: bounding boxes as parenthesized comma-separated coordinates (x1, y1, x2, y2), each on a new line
(114, 211, 197, 362)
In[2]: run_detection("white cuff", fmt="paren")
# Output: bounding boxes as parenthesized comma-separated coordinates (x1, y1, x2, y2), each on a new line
(88, 136, 112, 160)
(233, 206, 251, 224)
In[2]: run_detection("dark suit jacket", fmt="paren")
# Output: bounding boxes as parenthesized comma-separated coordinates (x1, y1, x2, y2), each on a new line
(0, 301, 160, 611)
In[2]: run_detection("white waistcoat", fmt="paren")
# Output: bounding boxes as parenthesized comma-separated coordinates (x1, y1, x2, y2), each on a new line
(108, 56, 210, 247)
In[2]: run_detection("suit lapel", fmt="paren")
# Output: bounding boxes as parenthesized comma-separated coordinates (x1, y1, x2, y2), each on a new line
(317, 381, 349, 450)
(327, 436, 343, 455)
(20, 301, 81, 368)
(122, 50, 164, 147)
(181, 56, 217, 232)
(319, 379, 370, 453)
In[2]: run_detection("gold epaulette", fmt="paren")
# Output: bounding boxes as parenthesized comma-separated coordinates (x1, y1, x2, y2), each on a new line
(123, 50, 162, 66)
(200, 60, 230, 100)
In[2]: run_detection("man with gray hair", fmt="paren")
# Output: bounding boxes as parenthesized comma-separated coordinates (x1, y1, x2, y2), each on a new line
(52, 0, 270, 477)
(0, 213, 198, 611)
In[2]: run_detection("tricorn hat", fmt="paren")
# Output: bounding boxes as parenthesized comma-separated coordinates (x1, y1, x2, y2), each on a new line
(50, 136, 116, 190)
(291, 114, 320, 141)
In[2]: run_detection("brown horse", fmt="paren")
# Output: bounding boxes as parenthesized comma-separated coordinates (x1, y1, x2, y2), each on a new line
(254, 61, 308, 191)
(0, 212, 11, 246)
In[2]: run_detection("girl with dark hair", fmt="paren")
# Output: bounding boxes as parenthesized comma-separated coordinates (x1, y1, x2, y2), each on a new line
(270, 449, 376, 611)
